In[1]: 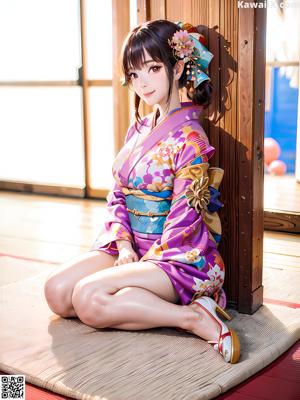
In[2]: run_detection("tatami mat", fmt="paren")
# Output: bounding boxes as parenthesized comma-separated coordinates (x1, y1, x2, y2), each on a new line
(0, 265, 299, 400)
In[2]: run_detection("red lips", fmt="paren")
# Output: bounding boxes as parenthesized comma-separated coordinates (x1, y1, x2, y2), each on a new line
(144, 90, 155, 96)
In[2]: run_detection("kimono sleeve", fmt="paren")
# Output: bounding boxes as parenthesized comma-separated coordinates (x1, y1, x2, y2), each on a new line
(90, 123, 136, 251)
(140, 128, 224, 264)
(100, 181, 134, 243)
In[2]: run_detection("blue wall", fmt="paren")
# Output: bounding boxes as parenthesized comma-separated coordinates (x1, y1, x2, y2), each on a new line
(264, 67, 298, 173)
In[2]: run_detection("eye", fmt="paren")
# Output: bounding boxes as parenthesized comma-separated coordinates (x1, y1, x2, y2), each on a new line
(150, 65, 162, 73)
(128, 72, 138, 79)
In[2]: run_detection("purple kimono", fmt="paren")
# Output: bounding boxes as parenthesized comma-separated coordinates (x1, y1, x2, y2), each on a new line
(90, 102, 227, 308)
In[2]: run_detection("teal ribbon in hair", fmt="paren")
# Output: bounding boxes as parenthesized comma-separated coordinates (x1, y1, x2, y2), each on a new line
(176, 21, 213, 88)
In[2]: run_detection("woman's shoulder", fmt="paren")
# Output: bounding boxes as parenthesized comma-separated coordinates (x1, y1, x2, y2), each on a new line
(174, 121, 215, 167)
(178, 118, 209, 142)
(175, 119, 212, 150)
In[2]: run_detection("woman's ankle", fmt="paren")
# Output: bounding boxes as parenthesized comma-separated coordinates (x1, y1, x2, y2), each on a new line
(180, 305, 203, 331)
(181, 303, 220, 342)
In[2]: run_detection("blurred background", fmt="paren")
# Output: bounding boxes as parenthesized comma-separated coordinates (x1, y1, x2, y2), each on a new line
(264, 1, 299, 222)
(0, 0, 139, 199)
(265, 2, 299, 176)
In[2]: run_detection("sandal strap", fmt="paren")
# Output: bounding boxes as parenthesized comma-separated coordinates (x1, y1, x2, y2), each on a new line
(218, 331, 231, 354)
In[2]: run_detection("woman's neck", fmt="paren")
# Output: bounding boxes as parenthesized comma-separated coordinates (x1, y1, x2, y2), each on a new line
(154, 100, 182, 127)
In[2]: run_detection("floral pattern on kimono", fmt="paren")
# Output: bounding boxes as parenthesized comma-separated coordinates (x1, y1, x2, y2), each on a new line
(90, 103, 227, 308)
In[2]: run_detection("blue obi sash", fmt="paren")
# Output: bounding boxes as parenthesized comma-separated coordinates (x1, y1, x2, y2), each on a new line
(125, 193, 171, 234)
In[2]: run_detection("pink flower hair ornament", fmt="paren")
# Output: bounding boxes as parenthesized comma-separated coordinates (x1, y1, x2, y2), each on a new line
(169, 21, 214, 89)
(167, 30, 195, 59)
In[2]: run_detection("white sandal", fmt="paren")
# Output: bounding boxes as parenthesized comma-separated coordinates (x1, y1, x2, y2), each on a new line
(191, 296, 241, 364)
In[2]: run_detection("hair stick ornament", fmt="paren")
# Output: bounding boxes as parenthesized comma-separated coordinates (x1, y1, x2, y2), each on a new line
(168, 21, 214, 92)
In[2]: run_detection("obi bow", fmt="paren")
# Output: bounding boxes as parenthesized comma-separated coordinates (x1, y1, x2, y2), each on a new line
(176, 163, 224, 245)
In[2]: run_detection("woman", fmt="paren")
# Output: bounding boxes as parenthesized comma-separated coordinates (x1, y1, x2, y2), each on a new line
(44, 20, 240, 364)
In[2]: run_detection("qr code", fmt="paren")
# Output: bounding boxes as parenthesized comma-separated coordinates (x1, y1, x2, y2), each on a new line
(0, 375, 25, 399)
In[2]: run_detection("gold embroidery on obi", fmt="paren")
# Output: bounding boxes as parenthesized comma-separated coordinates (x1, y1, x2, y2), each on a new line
(121, 187, 173, 201)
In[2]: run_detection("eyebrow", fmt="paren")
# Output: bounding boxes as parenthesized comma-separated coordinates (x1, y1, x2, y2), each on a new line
(128, 60, 158, 71)
(142, 60, 156, 65)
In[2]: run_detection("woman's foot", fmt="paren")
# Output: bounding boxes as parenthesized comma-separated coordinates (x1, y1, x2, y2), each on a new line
(185, 302, 220, 342)
(183, 296, 241, 363)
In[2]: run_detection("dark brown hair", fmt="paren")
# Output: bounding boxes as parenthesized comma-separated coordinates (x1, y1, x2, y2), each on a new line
(121, 19, 213, 128)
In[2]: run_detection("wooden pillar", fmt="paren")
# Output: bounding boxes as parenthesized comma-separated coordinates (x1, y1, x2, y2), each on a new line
(237, 7, 266, 313)
(112, 0, 130, 153)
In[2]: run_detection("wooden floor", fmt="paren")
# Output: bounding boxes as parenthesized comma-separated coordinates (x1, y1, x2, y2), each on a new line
(0, 190, 299, 400)
(264, 173, 300, 233)
(264, 173, 300, 213)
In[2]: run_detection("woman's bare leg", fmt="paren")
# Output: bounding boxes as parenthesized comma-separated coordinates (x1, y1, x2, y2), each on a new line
(108, 287, 220, 342)
(104, 286, 186, 330)
(71, 261, 221, 342)
(44, 250, 118, 318)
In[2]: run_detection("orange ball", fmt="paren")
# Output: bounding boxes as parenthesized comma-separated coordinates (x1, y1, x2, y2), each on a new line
(268, 160, 287, 175)
(264, 138, 281, 165)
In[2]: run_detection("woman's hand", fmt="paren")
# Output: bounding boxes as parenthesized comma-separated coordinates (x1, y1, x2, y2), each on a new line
(114, 240, 139, 266)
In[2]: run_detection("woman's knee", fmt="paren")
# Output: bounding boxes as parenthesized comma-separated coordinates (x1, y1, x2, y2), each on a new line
(44, 275, 74, 317)
(71, 279, 109, 326)
(43, 250, 116, 316)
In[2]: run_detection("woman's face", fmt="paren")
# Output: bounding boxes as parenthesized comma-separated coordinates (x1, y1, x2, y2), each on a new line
(128, 49, 170, 107)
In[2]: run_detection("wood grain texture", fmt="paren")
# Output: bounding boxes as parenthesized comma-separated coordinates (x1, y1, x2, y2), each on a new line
(149, 0, 166, 19)
(263, 230, 300, 257)
(264, 211, 300, 233)
(217, 0, 241, 311)
(237, 5, 265, 313)
(137, 0, 150, 23)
